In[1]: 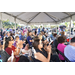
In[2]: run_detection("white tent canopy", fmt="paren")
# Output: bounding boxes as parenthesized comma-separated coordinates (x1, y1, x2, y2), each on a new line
(0, 12, 75, 25)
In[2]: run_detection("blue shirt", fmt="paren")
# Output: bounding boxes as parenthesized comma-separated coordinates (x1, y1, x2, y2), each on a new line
(64, 45, 75, 62)
(19, 35, 25, 41)
(38, 28, 40, 34)
(27, 36, 32, 45)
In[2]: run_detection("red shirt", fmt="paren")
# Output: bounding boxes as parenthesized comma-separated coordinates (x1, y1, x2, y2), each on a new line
(5, 45, 20, 62)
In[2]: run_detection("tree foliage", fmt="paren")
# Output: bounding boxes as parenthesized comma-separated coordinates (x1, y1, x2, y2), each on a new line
(2, 20, 20, 29)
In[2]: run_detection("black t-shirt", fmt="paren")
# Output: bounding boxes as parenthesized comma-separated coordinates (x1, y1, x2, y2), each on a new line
(32, 48, 48, 62)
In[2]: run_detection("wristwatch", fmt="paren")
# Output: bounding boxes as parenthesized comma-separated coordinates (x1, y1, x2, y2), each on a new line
(18, 47, 20, 49)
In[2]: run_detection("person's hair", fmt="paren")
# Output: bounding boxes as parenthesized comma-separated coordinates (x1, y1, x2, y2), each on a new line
(15, 36, 19, 40)
(0, 42, 1, 47)
(57, 36, 66, 43)
(38, 35, 42, 40)
(53, 33, 57, 37)
(60, 31, 65, 36)
(27, 31, 31, 37)
(5, 37, 11, 49)
(33, 38, 40, 49)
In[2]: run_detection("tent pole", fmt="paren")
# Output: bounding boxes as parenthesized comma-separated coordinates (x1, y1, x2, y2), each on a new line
(69, 17, 72, 44)
(1, 12, 2, 29)
(14, 17, 16, 35)
(56, 23, 58, 33)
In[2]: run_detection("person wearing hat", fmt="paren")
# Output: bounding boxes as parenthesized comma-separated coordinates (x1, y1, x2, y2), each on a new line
(64, 37, 75, 62)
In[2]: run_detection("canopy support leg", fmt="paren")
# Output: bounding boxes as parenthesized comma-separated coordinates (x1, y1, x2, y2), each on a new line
(69, 17, 72, 44)
(14, 17, 16, 35)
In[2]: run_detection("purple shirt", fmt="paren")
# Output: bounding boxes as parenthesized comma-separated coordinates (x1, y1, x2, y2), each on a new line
(13, 41, 17, 47)
(57, 43, 66, 60)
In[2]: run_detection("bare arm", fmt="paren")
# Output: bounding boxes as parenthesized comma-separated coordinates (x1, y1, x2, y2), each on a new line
(14, 48, 20, 55)
(34, 45, 51, 62)
(34, 52, 51, 62)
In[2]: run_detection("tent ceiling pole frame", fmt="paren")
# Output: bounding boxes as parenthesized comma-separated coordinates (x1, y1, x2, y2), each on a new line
(2, 12, 27, 23)
(62, 12, 71, 16)
(16, 12, 26, 17)
(45, 12, 61, 20)
(1, 12, 2, 28)
(30, 22, 56, 24)
(27, 12, 41, 23)
(44, 12, 57, 23)
(57, 13, 75, 23)
(14, 17, 16, 35)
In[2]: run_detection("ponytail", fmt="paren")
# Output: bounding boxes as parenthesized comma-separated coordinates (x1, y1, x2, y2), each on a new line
(4, 37, 11, 49)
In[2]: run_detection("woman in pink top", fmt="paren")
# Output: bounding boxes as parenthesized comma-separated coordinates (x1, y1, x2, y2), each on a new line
(57, 36, 66, 61)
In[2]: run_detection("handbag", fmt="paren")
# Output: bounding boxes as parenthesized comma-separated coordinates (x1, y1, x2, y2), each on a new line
(0, 50, 10, 62)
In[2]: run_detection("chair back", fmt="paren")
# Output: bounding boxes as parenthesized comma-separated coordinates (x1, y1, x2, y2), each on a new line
(57, 49, 71, 62)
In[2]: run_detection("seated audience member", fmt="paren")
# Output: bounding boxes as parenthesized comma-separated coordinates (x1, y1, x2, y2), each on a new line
(0, 42, 3, 51)
(22, 44, 32, 61)
(41, 31, 46, 41)
(19, 32, 26, 48)
(57, 36, 66, 61)
(53, 35, 59, 54)
(50, 32, 54, 40)
(52, 33, 57, 41)
(32, 39, 51, 62)
(1, 32, 6, 45)
(64, 37, 75, 62)
(19, 32, 25, 41)
(43, 44, 60, 62)
(53, 35, 59, 49)
(0, 42, 10, 62)
(27, 31, 33, 46)
(38, 35, 42, 40)
(14, 36, 19, 47)
(5, 36, 29, 62)
(6, 31, 10, 38)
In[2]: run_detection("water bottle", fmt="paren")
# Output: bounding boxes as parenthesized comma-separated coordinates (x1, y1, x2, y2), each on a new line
(0, 55, 2, 62)
(11, 50, 14, 62)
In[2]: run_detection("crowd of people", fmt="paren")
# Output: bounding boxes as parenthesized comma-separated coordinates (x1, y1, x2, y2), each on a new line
(0, 26, 75, 62)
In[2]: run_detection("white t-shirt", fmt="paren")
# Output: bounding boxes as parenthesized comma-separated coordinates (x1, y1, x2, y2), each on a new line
(64, 45, 75, 62)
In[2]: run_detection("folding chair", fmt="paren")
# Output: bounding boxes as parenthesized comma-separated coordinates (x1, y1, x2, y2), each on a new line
(57, 49, 71, 62)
